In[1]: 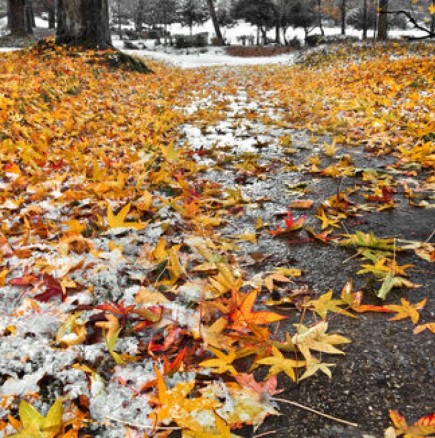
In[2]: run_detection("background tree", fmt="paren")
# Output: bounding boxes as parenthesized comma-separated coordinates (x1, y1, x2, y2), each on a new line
(8, 0, 32, 35)
(316, 0, 325, 35)
(340, 0, 346, 35)
(232, 0, 276, 44)
(205, 0, 224, 44)
(216, 0, 236, 29)
(283, 0, 316, 40)
(377, 0, 389, 40)
(178, 0, 209, 35)
(56, 0, 112, 48)
(44, 0, 55, 29)
(362, 0, 368, 39)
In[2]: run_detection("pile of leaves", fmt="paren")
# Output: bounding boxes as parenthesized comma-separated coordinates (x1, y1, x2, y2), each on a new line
(0, 40, 434, 437)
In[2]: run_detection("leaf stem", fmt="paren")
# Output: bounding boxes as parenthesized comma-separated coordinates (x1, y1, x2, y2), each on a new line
(105, 416, 181, 431)
(271, 398, 359, 428)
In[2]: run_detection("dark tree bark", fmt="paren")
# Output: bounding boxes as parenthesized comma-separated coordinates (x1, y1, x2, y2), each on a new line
(205, 0, 224, 45)
(377, 0, 388, 40)
(8, 0, 33, 35)
(431, 0, 435, 35)
(56, 0, 112, 49)
(7, 0, 12, 29)
(362, 0, 368, 40)
(317, 0, 324, 36)
(340, 0, 346, 35)
(26, 0, 35, 30)
(44, 0, 56, 29)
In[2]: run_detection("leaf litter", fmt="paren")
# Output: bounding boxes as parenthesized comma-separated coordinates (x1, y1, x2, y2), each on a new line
(0, 40, 434, 437)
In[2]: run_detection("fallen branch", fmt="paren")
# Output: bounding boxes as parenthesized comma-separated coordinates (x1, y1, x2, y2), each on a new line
(272, 398, 359, 428)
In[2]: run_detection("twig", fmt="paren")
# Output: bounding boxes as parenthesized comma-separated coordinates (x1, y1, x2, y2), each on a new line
(342, 252, 360, 264)
(425, 228, 435, 244)
(271, 398, 359, 428)
(252, 431, 277, 438)
(105, 416, 181, 431)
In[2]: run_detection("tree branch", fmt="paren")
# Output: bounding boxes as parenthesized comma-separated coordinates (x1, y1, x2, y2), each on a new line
(384, 10, 435, 38)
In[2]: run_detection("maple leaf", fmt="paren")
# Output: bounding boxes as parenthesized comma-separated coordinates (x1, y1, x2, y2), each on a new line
(377, 273, 421, 300)
(385, 298, 427, 325)
(107, 202, 146, 230)
(255, 345, 305, 381)
(269, 211, 307, 236)
(315, 206, 343, 230)
(306, 290, 354, 319)
(298, 357, 335, 381)
(340, 231, 397, 252)
(292, 322, 350, 363)
(263, 273, 293, 293)
(0, 268, 9, 287)
(340, 281, 391, 314)
(358, 257, 414, 278)
(9, 268, 39, 288)
(10, 399, 62, 438)
(227, 289, 287, 331)
(56, 312, 87, 347)
(199, 347, 238, 376)
(289, 199, 313, 210)
(234, 373, 283, 397)
(388, 410, 435, 437)
(413, 322, 435, 335)
(194, 317, 234, 350)
(95, 299, 137, 325)
(183, 413, 235, 437)
(95, 314, 126, 364)
(150, 367, 219, 432)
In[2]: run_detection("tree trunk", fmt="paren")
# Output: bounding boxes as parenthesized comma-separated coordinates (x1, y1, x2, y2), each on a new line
(117, 0, 122, 38)
(431, 0, 435, 35)
(8, 0, 32, 35)
(26, 0, 34, 30)
(362, 0, 368, 40)
(48, 4, 56, 29)
(340, 0, 346, 35)
(275, 23, 280, 44)
(317, 0, 324, 36)
(377, 0, 388, 40)
(7, 0, 12, 29)
(56, 0, 112, 49)
(205, 0, 224, 45)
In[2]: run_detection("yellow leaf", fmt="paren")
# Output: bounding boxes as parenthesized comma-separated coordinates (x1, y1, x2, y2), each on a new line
(385, 298, 427, 325)
(256, 345, 305, 381)
(236, 233, 257, 244)
(107, 203, 146, 230)
(0, 268, 8, 287)
(199, 347, 238, 375)
(413, 322, 435, 335)
(11, 399, 63, 438)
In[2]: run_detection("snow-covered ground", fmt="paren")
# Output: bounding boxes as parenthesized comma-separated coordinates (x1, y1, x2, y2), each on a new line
(115, 41, 297, 68)
(1, 16, 429, 69)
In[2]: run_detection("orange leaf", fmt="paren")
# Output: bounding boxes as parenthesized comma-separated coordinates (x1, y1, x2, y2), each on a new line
(228, 289, 287, 331)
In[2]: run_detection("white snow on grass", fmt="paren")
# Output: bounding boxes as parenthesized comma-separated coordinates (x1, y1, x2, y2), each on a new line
(119, 44, 296, 68)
